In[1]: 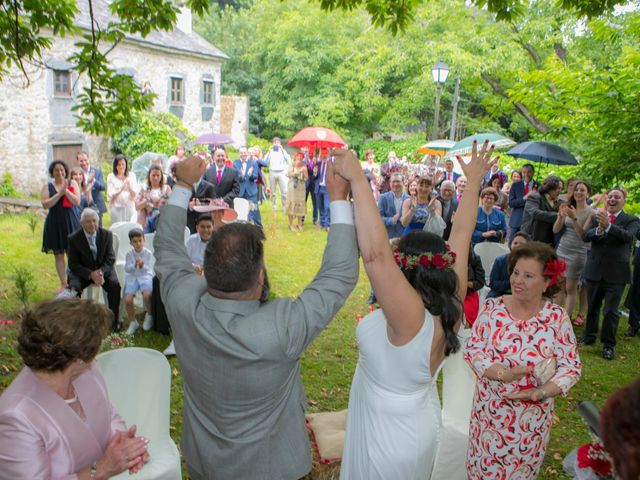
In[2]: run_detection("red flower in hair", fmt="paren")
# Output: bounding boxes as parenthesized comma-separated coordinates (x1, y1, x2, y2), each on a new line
(401, 257, 408, 268)
(431, 254, 447, 269)
(418, 256, 431, 267)
(544, 259, 567, 287)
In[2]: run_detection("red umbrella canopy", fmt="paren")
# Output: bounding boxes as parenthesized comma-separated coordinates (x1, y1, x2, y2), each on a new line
(288, 127, 347, 150)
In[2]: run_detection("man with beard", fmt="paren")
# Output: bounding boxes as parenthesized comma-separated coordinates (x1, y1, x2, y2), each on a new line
(154, 155, 359, 479)
(581, 187, 640, 360)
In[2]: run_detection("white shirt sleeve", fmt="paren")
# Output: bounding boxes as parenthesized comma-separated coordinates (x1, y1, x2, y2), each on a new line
(167, 185, 192, 209)
(329, 200, 354, 226)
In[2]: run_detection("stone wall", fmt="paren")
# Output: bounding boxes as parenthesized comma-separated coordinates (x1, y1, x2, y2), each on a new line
(220, 95, 249, 147)
(0, 198, 46, 218)
(0, 34, 225, 196)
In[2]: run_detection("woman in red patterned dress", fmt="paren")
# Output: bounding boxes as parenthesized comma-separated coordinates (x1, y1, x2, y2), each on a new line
(464, 241, 581, 479)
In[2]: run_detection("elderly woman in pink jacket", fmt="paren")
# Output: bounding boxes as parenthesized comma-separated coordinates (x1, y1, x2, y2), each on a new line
(0, 298, 149, 479)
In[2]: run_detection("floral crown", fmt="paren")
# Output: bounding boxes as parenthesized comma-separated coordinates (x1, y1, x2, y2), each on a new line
(543, 259, 566, 287)
(392, 245, 456, 271)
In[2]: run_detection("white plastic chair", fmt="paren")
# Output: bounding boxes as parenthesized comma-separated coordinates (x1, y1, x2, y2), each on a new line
(473, 242, 510, 283)
(431, 328, 476, 480)
(144, 232, 155, 255)
(82, 233, 120, 305)
(97, 347, 182, 480)
(233, 197, 250, 222)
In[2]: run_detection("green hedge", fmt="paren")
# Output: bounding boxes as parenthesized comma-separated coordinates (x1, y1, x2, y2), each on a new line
(360, 135, 426, 163)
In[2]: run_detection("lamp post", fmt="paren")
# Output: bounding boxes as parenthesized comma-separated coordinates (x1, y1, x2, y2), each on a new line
(430, 61, 449, 141)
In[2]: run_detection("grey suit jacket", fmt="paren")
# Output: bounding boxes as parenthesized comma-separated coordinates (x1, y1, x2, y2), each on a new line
(155, 203, 358, 480)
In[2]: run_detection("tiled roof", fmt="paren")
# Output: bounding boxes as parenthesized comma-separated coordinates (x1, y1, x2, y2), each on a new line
(74, 0, 229, 61)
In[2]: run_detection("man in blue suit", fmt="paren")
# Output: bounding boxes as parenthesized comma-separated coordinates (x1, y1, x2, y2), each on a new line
(77, 151, 107, 225)
(507, 163, 538, 246)
(377, 172, 408, 239)
(233, 147, 261, 227)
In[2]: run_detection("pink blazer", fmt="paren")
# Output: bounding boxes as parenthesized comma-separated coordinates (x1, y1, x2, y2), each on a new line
(0, 363, 125, 479)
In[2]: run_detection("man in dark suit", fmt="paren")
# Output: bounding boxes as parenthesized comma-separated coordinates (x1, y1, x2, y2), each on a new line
(508, 163, 539, 246)
(204, 148, 240, 206)
(233, 147, 261, 227)
(436, 159, 460, 189)
(77, 151, 107, 225)
(314, 149, 331, 230)
(186, 175, 216, 233)
(67, 208, 121, 330)
(437, 180, 458, 241)
(377, 172, 408, 239)
(305, 151, 319, 225)
(581, 187, 640, 360)
(624, 243, 640, 337)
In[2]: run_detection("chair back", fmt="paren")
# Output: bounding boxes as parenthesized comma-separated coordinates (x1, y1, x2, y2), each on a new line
(97, 347, 171, 441)
(110, 222, 140, 264)
(474, 242, 510, 283)
(233, 197, 250, 222)
(144, 232, 155, 255)
(184, 226, 190, 243)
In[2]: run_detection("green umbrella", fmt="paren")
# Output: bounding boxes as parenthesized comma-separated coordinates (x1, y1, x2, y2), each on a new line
(445, 133, 516, 158)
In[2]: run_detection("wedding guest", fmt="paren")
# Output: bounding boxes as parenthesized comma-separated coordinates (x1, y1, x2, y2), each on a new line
(437, 180, 458, 241)
(264, 137, 291, 211)
(625, 246, 640, 338)
(465, 241, 581, 479)
(285, 152, 308, 231)
(400, 176, 442, 235)
(464, 247, 485, 326)
(136, 165, 171, 233)
(481, 157, 507, 188)
(486, 231, 530, 298)
(70, 167, 95, 218)
(77, 151, 107, 225)
(455, 175, 467, 201)
(379, 150, 402, 194)
(168, 144, 186, 177)
(41, 160, 81, 292)
(508, 164, 537, 245)
(408, 178, 418, 199)
(107, 154, 139, 224)
(553, 181, 594, 326)
(472, 187, 507, 244)
(361, 149, 380, 199)
(0, 298, 149, 478)
(489, 173, 508, 211)
(336, 141, 496, 480)
(304, 149, 319, 225)
(600, 377, 640, 480)
(377, 172, 409, 240)
(314, 149, 332, 231)
(123, 228, 154, 335)
(520, 175, 562, 246)
(581, 187, 640, 360)
(233, 147, 261, 227)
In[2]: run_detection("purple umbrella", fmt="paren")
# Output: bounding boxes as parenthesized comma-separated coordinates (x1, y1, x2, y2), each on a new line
(193, 132, 234, 145)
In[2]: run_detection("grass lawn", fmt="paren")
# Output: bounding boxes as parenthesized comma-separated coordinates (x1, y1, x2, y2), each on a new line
(0, 202, 638, 479)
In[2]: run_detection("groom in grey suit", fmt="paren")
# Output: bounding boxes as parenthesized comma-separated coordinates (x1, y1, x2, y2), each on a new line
(155, 156, 359, 479)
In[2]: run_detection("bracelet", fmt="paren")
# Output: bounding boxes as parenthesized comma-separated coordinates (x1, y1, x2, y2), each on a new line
(89, 462, 97, 479)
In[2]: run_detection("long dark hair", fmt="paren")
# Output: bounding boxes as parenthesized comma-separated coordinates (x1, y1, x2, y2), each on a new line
(569, 180, 591, 208)
(146, 165, 165, 190)
(397, 231, 461, 355)
(112, 154, 129, 177)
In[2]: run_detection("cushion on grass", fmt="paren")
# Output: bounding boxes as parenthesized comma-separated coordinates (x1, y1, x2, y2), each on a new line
(305, 410, 348, 465)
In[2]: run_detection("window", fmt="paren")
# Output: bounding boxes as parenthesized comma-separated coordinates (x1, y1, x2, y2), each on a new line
(202, 80, 214, 105)
(170, 77, 184, 104)
(54, 70, 72, 97)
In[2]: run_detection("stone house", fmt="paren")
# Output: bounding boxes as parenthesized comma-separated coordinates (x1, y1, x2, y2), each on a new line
(0, 0, 248, 195)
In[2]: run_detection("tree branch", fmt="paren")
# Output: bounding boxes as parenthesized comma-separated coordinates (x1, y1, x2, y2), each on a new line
(481, 72, 549, 133)
(510, 23, 541, 65)
(10, 0, 29, 84)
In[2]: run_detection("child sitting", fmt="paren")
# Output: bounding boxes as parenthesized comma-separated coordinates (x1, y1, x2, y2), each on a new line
(185, 213, 214, 276)
(124, 228, 154, 334)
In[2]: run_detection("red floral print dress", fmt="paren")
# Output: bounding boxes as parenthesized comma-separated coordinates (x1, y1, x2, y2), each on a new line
(464, 297, 581, 480)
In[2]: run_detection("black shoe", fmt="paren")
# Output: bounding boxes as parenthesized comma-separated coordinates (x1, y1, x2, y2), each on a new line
(602, 347, 615, 360)
(579, 338, 595, 346)
(625, 327, 638, 338)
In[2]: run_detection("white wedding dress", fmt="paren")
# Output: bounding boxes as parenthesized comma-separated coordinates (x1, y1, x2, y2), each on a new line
(340, 309, 443, 480)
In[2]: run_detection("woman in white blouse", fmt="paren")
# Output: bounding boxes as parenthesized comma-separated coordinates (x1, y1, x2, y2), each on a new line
(107, 154, 138, 223)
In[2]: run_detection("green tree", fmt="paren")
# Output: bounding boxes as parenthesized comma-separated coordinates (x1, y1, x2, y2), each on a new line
(1, 0, 209, 135)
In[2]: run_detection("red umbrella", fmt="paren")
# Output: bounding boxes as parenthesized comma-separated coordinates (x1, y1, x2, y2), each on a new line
(287, 126, 347, 150)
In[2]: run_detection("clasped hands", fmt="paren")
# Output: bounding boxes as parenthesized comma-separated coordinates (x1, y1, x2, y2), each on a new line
(99, 425, 150, 477)
(490, 364, 547, 402)
(90, 269, 104, 287)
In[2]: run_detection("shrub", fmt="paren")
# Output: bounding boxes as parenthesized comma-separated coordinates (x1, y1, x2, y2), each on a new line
(0, 172, 20, 198)
(13, 267, 35, 307)
(111, 111, 194, 160)
(360, 135, 426, 164)
(25, 214, 39, 235)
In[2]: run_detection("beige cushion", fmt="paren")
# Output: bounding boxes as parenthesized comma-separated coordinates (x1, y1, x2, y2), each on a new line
(306, 410, 348, 464)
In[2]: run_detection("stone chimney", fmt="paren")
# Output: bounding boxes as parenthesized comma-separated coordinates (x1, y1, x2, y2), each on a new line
(176, 2, 192, 34)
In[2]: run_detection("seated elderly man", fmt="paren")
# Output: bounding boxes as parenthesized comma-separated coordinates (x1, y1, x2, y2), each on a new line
(154, 155, 358, 479)
(67, 208, 121, 330)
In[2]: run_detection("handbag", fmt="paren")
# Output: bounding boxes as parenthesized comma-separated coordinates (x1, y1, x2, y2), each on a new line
(61, 183, 75, 208)
(533, 357, 557, 385)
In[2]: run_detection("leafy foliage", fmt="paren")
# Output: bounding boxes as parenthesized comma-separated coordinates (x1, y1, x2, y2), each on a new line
(12, 267, 36, 308)
(360, 135, 426, 163)
(111, 111, 194, 160)
(0, 0, 209, 135)
(0, 173, 20, 198)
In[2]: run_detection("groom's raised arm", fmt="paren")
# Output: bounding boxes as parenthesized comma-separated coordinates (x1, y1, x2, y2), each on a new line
(155, 157, 208, 318)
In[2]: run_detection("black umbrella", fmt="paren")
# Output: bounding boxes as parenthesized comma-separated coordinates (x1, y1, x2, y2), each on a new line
(506, 141, 578, 166)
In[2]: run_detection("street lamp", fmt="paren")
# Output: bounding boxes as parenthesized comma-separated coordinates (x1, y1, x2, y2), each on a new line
(430, 61, 449, 140)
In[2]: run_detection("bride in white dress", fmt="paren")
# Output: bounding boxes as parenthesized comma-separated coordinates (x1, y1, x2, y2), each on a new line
(334, 143, 497, 480)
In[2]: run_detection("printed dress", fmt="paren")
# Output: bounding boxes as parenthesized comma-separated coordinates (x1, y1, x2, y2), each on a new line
(464, 298, 581, 480)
